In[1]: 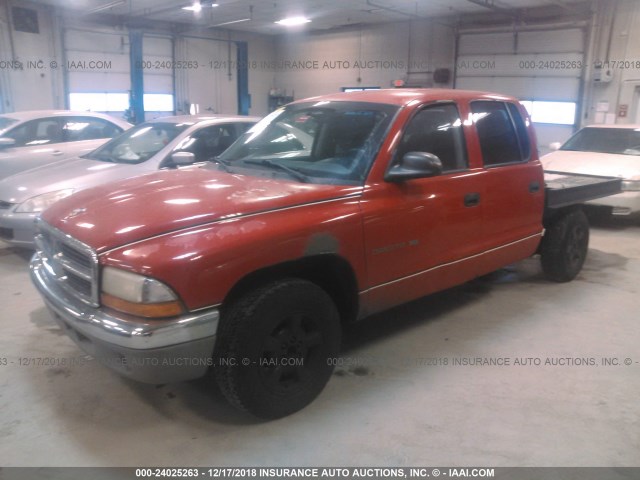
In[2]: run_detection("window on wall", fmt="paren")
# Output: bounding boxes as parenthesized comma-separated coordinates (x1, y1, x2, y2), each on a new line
(69, 93, 129, 113)
(520, 100, 576, 125)
(143, 94, 174, 112)
(69, 93, 174, 113)
(341, 87, 381, 92)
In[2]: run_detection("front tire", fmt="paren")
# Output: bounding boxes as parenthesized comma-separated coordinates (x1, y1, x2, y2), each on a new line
(540, 208, 590, 282)
(214, 278, 341, 419)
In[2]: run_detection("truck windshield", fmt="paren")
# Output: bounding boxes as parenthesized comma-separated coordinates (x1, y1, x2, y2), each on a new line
(215, 101, 398, 185)
(561, 127, 640, 156)
(85, 122, 189, 164)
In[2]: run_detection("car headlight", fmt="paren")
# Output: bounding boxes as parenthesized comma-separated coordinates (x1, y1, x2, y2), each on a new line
(101, 266, 184, 318)
(15, 189, 75, 213)
(621, 180, 640, 192)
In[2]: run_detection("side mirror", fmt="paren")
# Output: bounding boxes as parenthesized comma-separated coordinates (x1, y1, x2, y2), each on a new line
(549, 142, 562, 151)
(0, 137, 16, 149)
(171, 151, 196, 166)
(385, 151, 443, 182)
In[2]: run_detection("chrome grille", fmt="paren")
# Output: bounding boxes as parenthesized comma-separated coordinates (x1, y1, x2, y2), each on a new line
(34, 219, 99, 307)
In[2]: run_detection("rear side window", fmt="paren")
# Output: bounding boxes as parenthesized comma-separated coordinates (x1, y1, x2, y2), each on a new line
(471, 101, 527, 166)
(395, 103, 468, 172)
(62, 117, 124, 142)
(507, 103, 531, 160)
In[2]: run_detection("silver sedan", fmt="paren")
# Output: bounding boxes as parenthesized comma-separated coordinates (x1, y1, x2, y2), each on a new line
(0, 114, 259, 248)
(0, 110, 131, 179)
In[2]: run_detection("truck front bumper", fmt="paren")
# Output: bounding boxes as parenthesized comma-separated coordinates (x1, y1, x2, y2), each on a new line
(30, 252, 220, 384)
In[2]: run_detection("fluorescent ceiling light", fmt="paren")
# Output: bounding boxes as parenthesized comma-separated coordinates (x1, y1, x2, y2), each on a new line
(182, 2, 202, 12)
(85, 0, 126, 14)
(210, 18, 250, 26)
(182, 2, 217, 12)
(275, 16, 311, 26)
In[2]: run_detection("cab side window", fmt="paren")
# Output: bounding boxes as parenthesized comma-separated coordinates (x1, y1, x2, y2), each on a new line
(396, 103, 467, 172)
(471, 101, 528, 166)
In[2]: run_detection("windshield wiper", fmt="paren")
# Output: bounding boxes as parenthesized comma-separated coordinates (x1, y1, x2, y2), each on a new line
(244, 159, 310, 183)
(85, 152, 115, 162)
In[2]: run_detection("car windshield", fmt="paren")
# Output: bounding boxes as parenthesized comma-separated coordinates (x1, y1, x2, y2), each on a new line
(213, 101, 398, 185)
(85, 122, 190, 164)
(561, 127, 640, 156)
(0, 117, 19, 135)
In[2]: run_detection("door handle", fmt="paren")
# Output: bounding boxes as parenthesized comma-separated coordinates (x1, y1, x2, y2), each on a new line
(51, 150, 64, 156)
(529, 181, 540, 193)
(464, 192, 480, 207)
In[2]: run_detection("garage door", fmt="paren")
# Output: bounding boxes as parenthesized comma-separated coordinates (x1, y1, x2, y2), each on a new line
(142, 34, 174, 119)
(456, 28, 585, 153)
(66, 29, 176, 120)
(65, 28, 130, 114)
(175, 37, 238, 116)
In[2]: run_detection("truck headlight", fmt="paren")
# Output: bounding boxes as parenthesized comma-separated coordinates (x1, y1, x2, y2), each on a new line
(101, 266, 184, 318)
(621, 180, 640, 192)
(15, 189, 75, 213)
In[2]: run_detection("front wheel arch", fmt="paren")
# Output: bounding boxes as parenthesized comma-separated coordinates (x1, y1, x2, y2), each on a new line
(222, 254, 360, 325)
(213, 277, 341, 418)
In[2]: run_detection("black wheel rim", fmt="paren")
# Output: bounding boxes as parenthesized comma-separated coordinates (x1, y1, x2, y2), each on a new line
(260, 314, 323, 389)
(566, 224, 588, 268)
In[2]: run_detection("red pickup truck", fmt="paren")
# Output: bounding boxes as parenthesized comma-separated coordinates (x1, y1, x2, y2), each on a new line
(30, 89, 620, 418)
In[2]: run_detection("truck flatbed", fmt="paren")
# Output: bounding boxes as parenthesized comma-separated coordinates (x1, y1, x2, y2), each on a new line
(544, 170, 622, 210)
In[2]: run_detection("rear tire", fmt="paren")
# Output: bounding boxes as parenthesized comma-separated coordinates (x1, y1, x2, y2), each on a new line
(540, 208, 589, 282)
(214, 278, 341, 419)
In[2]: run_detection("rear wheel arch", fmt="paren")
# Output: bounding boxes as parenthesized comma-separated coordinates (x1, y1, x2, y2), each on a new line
(540, 206, 590, 282)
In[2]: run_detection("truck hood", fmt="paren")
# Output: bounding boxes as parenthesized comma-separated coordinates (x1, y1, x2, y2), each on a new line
(541, 150, 640, 180)
(42, 168, 362, 252)
(0, 156, 149, 204)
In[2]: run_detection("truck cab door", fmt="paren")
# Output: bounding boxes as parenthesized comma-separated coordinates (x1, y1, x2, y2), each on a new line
(360, 102, 486, 315)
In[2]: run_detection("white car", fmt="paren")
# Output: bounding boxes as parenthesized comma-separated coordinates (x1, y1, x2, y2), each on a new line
(541, 124, 640, 216)
(0, 110, 131, 179)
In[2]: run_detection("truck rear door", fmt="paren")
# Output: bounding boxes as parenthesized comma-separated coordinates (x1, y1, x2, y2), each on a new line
(469, 100, 545, 271)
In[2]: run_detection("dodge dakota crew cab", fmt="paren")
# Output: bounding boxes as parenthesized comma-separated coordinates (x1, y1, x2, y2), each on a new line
(30, 89, 621, 418)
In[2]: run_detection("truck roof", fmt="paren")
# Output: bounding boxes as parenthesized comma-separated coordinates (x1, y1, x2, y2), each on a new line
(291, 88, 518, 107)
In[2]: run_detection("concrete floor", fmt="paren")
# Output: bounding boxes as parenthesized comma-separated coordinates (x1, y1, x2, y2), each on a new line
(0, 218, 638, 467)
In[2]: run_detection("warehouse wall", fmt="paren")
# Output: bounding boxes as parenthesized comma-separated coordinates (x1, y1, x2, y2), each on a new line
(0, 1, 274, 117)
(584, 0, 640, 125)
(271, 20, 455, 100)
(0, 3, 63, 112)
(173, 30, 275, 117)
(4, 1, 640, 126)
